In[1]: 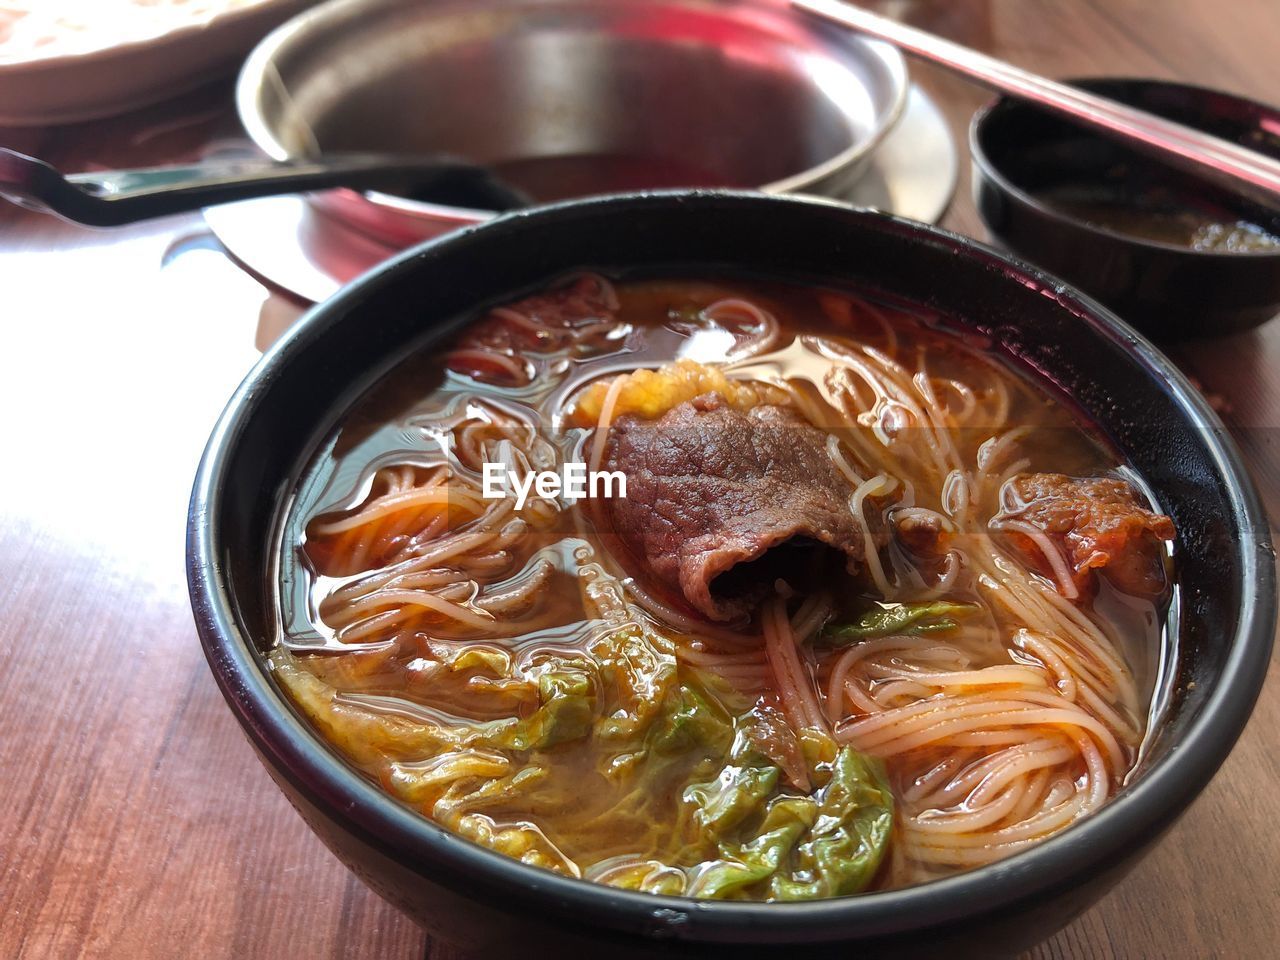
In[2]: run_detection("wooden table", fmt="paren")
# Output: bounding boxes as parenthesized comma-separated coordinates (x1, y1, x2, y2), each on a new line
(2, 2, 1277, 957)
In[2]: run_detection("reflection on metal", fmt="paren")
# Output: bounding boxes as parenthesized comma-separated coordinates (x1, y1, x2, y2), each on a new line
(206, 85, 957, 308)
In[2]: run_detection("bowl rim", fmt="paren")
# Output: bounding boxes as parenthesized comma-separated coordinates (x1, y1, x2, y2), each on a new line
(188, 190, 1276, 943)
(234, 0, 909, 220)
(969, 76, 1280, 260)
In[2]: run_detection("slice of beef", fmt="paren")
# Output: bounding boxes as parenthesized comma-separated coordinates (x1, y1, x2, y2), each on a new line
(446, 276, 617, 385)
(893, 509, 953, 558)
(479, 275, 616, 348)
(996, 473, 1175, 599)
(604, 393, 871, 621)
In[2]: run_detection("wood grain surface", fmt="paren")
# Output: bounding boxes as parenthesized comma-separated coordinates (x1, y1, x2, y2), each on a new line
(1, 2, 1277, 958)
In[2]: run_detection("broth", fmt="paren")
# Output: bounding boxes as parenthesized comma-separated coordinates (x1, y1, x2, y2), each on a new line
(268, 276, 1175, 900)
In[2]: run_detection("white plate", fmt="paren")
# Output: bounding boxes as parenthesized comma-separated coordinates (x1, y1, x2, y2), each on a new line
(205, 85, 958, 305)
(0, 0, 313, 126)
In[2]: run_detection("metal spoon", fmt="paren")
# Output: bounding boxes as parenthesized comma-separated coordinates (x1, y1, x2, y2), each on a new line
(0, 149, 532, 227)
(793, 0, 1280, 208)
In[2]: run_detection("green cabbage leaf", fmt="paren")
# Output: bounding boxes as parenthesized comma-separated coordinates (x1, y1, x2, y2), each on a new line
(817, 601, 978, 645)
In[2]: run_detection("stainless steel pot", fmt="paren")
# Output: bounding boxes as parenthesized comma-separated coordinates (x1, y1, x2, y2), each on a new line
(236, 0, 907, 243)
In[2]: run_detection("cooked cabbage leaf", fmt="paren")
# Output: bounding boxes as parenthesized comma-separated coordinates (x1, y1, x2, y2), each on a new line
(768, 747, 894, 900)
(685, 744, 894, 901)
(685, 763, 781, 838)
(499, 670, 596, 751)
(591, 859, 688, 896)
(690, 799, 812, 899)
(817, 601, 977, 645)
(273, 635, 894, 903)
(650, 679, 735, 757)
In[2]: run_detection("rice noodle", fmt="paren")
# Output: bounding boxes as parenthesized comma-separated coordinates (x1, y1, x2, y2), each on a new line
(796, 320, 1148, 882)
(588, 374, 626, 475)
(763, 598, 827, 733)
(703, 298, 783, 359)
(614, 290, 1148, 882)
(286, 279, 1158, 893)
(306, 412, 566, 644)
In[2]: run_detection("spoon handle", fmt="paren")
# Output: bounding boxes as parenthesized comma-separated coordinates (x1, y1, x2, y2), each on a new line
(794, 0, 1280, 207)
(0, 149, 526, 226)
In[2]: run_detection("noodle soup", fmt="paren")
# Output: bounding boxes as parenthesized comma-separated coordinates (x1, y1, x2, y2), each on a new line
(268, 275, 1175, 900)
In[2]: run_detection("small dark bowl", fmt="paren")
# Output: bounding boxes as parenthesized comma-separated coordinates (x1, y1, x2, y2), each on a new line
(971, 78, 1280, 339)
(188, 192, 1274, 958)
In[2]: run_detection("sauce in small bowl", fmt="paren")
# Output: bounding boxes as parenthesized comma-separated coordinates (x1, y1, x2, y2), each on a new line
(1036, 182, 1280, 253)
(971, 79, 1280, 339)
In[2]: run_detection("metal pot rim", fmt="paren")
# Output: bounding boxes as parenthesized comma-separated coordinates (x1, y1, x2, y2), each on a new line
(235, 0, 909, 225)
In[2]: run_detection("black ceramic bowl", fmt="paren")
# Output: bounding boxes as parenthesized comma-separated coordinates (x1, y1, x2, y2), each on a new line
(971, 79, 1280, 340)
(188, 192, 1275, 959)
